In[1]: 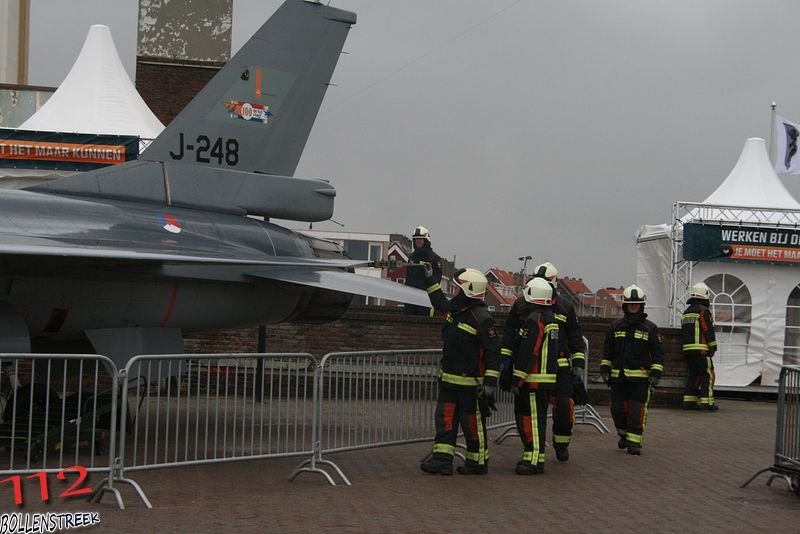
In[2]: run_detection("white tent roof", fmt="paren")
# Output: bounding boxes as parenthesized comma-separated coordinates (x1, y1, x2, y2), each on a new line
(702, 137, 800, 210)
(20, 25, 164, 139)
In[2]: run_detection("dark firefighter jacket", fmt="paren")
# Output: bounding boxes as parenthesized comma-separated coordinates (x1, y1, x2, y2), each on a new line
(404, 243, 442, 291)
(552, 294, 586, 370)
(501, 295, 586, 370)
(601, 312, 665, 383)
(681, 299, 717, 356)
(427, 285, 500, 390)
(507, 306, 564, 389)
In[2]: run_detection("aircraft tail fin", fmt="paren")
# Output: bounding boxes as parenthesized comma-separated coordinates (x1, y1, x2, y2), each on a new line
(139, 0, 355, 177)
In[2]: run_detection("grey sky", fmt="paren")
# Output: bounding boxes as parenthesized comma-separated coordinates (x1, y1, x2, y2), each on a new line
(28, 0, 800, 290)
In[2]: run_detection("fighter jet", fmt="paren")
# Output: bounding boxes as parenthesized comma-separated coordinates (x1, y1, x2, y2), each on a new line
(0, 0, 429, 366)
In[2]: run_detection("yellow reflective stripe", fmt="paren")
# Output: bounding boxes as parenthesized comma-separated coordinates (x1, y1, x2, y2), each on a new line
(518, 328, 525, 336)
(557, 358, 570, 367)
(650, 364, 664, 372)
(428, 307, 435, 318)
(694, 315, 701, 346)
(475, 396, 488, 464)
(600, 359, 612, 367)
(458, 322, 478, 335)
(530, 390, 540, 464)
(610, 369, 621, 377)
(554, 313, 567, 322)
(544, 323, 559, 333)
(572, 352, 585, 361)
(522, 450, 535, 462)
(501, 348, 513, 357)
(626, 433, 642, 444)
(614, 331, 626, 338)
(683, 343, 708, 351)
(634, 331, 649, 341)
(465, 451, 482, 462)
(624, 369, 649, 378)
(446, 313, 454, 323)
(433, 443, 455, 456)
(440, 371, 483, 386)
(708, 340, 717, 347)
(525, 374, 557, 383)
(484, 369, 500, 379)
(553, 434, 571, 444)
(682, 313, 700, 319)
(426, 283, 441, 294)
(683, 395, 699, 403)
(513, 369, 528, 379)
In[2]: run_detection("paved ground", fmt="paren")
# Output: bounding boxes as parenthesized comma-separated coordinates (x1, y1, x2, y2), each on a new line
(10, 398, 800, 533)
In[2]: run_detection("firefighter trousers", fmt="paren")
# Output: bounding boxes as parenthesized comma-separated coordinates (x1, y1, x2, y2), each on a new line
(430, 385, 489, 465)
(610, 380, 651, 448)
(683, 354, 715, 407)
(514, 383, 573, 465)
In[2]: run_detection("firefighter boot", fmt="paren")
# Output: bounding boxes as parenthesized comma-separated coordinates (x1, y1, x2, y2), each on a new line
(555, 446, 569, 462)
(420, 456, 453, 475)
(515, 462, 544, 475)
(457, 460, 488, 475)
(617, 436, 627, 449)
(627, 445, 642, 456)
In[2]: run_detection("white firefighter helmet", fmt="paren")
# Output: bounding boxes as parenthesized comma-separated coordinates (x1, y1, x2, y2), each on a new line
(622, 284, 646, 304)
(690, 282, 710, 300)
(533, 261, 558, 286)
(523, 277, 554, 305)
(453, 268, 487, 299)
(412, 226, 431, 242)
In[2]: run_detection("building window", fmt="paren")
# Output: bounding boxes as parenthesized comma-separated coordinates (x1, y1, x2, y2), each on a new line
(785, 285, 800, 365)
(369, 243, 383, 262)
(704, 273, 752, 366)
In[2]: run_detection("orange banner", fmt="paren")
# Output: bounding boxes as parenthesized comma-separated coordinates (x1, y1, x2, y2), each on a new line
(0, 140, 126, 165)
(729, 245, 800, 263)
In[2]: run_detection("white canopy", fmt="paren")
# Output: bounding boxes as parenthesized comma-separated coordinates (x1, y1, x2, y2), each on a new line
(702, 137, 800, 210)
(637, 137, 800, 388)
(20, 25, 164, 139)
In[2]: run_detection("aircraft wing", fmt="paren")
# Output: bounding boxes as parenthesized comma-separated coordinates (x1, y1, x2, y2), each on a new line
(246, 268, 432, 308)
(0, 235, 367, 268)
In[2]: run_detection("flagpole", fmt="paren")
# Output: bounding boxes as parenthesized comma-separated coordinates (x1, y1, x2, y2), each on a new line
(768, 102, 777, 166)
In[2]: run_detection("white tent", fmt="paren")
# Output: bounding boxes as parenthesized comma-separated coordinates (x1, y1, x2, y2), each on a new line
(1, 25, 163, 188)
(19, 24, 164, 139)
(636, 138, 800, 388)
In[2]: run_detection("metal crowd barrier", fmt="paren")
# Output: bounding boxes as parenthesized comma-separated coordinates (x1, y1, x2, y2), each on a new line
(290, 349, 517, 486)
(0, 354, 120, 504)
(104, 353, 317, 506)
(741, 365, 800, 495)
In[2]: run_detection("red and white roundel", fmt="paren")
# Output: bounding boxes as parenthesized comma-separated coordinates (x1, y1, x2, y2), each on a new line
(158, 212, 182, 234)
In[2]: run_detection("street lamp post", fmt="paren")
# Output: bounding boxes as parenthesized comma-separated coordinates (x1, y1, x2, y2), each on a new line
(518, 255, 532, 284)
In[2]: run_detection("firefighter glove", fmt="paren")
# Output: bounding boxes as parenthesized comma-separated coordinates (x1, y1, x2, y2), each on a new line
(423, 263, 433, 280)
(601, 371, 610, 384)
(648, 375, 659, 386)
(570, 365, 581, 377)
(480, 385, 498, 411)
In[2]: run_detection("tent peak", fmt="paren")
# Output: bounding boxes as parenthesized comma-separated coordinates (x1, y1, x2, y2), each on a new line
(701, 137, 800, 210)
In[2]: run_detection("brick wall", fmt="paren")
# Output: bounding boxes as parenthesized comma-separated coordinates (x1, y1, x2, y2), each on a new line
(135, 59, 222, 125)
(185, 305, 689, 405)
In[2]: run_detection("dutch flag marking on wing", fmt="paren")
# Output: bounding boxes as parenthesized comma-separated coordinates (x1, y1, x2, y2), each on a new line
(158, 212, 182, 234)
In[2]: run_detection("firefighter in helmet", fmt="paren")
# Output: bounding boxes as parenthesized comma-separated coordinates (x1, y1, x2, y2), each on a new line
(501, 261, 584, 463)
(505, 277, 562, 474)
(420, 267, 500, 475)
(404, 226, 442, 316)
(600, 284, 665, 455)
(681, 282, 718, 411)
